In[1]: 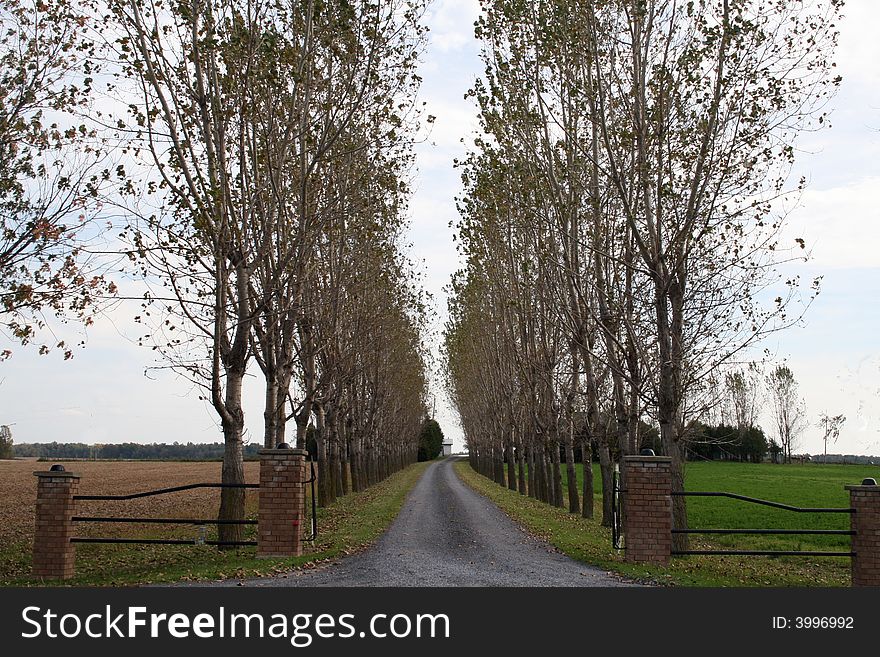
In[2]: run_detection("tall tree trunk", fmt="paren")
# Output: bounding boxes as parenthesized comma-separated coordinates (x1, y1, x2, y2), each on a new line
(656, 282, 688, 549)
(581, 338, 600, 521)
(506, 436, 517, 491)
(366, 440, 377, 486)
(598, 441, 613, 527)
(341, 436, 350, 496)
(263, 377, 279, 449)
(551, 438, 564, 509)
(517, 435, 527, 495)
(218, 369, 246, 545)
(216, 260, 250, 546)
(565, 429, 579, 514)
(326, 409, 341, 503)
(580, 439, 594, 519)
(495, 443, 506, 487)
(336, 441, 344, 497)
(218, 423, 245, 545)
(314, 402, 330, 507)
(275, 367, 293, 446)
(539, 446, 550, 504)
(527, 444, 537, 499)
(330, 439, 341, 502)
(350, 439, 361, 492)
(295, 328, 316, 450)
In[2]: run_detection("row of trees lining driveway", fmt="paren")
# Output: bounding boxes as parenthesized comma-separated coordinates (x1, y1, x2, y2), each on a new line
(443, 0, 843, 547)
(1, 0, 434, 540)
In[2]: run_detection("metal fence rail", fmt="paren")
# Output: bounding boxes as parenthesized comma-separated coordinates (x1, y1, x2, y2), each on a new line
(673, 549, 854, 557)
(70, 538, 257, 547)
(73, 516, 257, 525)
(671, 490, 855, 514)
(673, 528, 853, 535)
(73, 482, 259, 501)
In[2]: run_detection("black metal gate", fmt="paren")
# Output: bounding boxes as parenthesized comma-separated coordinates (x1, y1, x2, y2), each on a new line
(609, 480, 854, 558)
(669, 491, 855, 558)
(611, 467, 623, 550)
(305, 460, 318, 541)
(72, 482, 260, 547)
(73, 468, 320, 549)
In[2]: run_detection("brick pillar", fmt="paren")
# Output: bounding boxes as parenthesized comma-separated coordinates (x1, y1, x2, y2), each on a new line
(32, 467, 80, 580)
(846, 479, 880, 587)
(258, 447, 307, 557)
(622, 455, 672, 565)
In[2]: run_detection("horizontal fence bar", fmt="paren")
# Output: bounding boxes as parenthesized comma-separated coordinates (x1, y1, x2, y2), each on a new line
(74, 482, 259, 501)
(672, 550, 855, 557)
(72, 516, 257, 525)
(70, 537, 257, 546)
(673, 528, 855, 535)
(671, 491, 854, 513)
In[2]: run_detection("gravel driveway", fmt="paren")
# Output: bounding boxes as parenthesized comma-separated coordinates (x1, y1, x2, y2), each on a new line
(227, 457, 635, 587)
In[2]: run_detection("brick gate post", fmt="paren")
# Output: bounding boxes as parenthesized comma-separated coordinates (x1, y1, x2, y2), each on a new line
(32, 465, 80, 580)
(622, 455, 672, 565)
(846, 478, 880, 587)
(258, 445, 307, 557)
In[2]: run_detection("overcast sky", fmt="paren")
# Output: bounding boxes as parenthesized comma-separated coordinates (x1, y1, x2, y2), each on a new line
(2, 1, 880, 457)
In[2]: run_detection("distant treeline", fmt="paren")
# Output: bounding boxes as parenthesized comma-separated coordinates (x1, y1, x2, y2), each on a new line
(13, 442, 264, 461)
(682, 423, 773, 463)
(811, 454, 880, 466)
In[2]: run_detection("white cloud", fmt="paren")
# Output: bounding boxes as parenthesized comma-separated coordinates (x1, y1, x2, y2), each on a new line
(835, 2, 880, 89)
(774, 353, 880, 457)
(785, 176, 880, 269)
(425, 0, 480, 53)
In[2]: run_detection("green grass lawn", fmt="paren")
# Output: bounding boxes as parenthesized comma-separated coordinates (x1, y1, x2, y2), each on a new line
(456, 459, 879, 587)
(7, 461, 430, 586)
